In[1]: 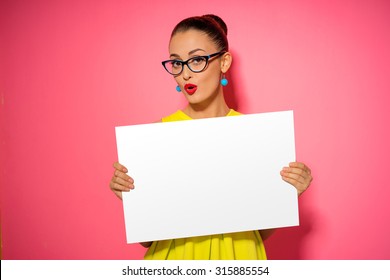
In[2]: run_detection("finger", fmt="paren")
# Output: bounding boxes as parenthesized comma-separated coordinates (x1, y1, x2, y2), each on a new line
(280, 170, 306, 185)
(113, 162, 128, 173)
(113, 175, 135, 190)
(281, 170, 312, 192)
(283, 168, 313, 186)
(289, 162, 311, 174)
(283, 163, 312, 182)
(282, 165, 308, 178)
(284, 167, 307, 179)
(110, 179, 133, 192)
(281, 171, 310, 189)
(114, 169, 134, 184)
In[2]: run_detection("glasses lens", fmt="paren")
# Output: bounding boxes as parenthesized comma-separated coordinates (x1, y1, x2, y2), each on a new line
(188, 57, 207, 72)
(164, 60, 182, 75)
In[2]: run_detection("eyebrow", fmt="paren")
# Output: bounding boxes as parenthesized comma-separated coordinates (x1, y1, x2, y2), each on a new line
(170, 48, 206, 59)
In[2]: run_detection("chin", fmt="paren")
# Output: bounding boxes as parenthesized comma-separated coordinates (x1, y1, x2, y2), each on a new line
(185, 93, 202, 103)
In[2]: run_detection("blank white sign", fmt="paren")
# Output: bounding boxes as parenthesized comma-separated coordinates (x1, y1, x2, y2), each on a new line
(115, 110, 298, 244)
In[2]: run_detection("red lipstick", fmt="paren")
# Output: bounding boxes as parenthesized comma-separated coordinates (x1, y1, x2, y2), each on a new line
(184, 84, 197, 95)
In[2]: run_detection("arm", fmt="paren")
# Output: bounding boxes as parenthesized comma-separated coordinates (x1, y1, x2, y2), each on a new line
(259, 229, 276, 241)
(140, 241, 153, 248)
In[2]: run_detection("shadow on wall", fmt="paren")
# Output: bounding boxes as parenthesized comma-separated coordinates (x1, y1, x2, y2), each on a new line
(224, 71, 238, 110)
(224, 49, 244, 112)
(264, 196, 316, 259)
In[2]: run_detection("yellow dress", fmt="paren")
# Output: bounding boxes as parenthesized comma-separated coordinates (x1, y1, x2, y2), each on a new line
(144, 109, 267, 260)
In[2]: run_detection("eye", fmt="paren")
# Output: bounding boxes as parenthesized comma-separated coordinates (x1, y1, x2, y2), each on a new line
(190, 57, 206, 65)
(170, 60, 182, 69)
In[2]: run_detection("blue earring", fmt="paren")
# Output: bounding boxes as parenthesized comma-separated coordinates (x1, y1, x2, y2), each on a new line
(176, 85, 181, 92)
(221, 76, 228, 86)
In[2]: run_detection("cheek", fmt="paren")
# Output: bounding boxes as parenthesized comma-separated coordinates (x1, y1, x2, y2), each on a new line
(204, 64, 222, 86)
(173, 76, 181, 85)
(202, 73, 221, 89)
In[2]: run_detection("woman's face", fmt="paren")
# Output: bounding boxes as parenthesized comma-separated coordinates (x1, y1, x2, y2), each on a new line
(168, 29, 225, 105)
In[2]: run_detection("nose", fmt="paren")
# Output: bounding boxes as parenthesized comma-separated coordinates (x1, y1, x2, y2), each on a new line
(181, 63, 192, 81)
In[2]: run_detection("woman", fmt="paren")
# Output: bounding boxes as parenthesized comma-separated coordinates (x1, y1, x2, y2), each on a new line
(110, 14, 313, 260)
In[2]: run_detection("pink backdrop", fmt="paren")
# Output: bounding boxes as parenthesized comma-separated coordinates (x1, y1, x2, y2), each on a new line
(1, 0, 389, 259)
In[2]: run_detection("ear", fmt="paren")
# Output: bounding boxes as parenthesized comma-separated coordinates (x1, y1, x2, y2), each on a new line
(220, 52, 232, 73)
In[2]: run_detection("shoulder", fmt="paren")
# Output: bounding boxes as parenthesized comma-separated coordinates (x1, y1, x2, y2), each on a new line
(227, 109, 243, 116)
(161, 110, 192, 122)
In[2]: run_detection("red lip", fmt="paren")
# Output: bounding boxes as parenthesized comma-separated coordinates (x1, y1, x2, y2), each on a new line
(184, 84, 197, 95)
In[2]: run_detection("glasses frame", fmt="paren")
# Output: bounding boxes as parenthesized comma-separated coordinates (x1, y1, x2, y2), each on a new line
(162, 51, 226, 75)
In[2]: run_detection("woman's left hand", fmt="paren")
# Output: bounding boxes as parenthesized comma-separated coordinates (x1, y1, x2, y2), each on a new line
(280, 162, 313, 196)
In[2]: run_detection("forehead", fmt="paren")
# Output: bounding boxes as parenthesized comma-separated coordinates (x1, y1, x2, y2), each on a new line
(169, 29, 217, 55)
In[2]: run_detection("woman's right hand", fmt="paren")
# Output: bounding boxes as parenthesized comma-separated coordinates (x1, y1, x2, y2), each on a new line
(109, 162, 135, 200)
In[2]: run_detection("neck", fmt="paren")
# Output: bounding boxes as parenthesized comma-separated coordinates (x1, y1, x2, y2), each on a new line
(183, 91, 230, 119)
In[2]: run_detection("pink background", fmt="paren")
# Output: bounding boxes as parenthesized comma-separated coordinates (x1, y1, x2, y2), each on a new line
(1, 0, 389, 259)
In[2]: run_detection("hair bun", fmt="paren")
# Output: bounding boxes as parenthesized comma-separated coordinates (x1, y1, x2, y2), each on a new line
(203, 14, 228, 35)
(171, 14, 229, 51)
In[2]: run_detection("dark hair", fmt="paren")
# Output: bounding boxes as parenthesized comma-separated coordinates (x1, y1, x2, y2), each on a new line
(171, 14, 229, 51)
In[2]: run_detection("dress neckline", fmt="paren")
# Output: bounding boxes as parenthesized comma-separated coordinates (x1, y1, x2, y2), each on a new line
(177, 109, 237, 120)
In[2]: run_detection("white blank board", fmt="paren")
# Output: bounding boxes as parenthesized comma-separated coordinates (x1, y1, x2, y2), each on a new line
(115, 110, 298, 244)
